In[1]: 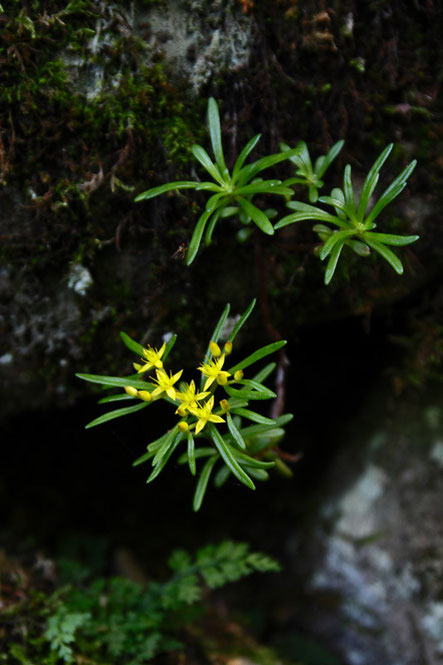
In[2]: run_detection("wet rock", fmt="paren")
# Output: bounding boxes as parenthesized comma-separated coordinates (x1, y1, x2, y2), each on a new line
(291, 387, 443, 665)
(135, 0, 252, 93)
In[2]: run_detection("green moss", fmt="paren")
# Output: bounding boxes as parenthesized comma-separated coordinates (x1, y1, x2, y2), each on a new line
(0, 1, 202, 232)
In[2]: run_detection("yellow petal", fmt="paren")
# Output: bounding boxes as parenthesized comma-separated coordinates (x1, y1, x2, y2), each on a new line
(173, 369, 184, 382)
(195, 419, 206, 434)
(208, 414, 225, 424)
(203, 377, 214, 391)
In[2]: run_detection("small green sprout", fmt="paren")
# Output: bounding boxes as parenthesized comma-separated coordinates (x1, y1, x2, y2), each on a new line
(281, 139, 344, 203)
(77, 300, 293, 511)
(275, 143, 419, 284)
(134, 98, 299, 265)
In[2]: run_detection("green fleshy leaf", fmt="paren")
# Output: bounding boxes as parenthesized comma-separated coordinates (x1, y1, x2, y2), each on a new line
(207, 303, 231, 350)
(227, 413, 246, 449)
(205, 192, 228, 213)
(224, 384, 276, 401)
(281, 177, 307, 187)
(186, 208, 213, 266)
(319, 229, 355, 261)
(153, 426, 180, 466)
(207, 97, 227, 177)
(364, 238, 404, 274)
(177, 447, 217, 464)
(232, 134, 262, 183)
(195, 182, 223, 192)
(365, 160, 417, 226)
(228, 446, 275, 470)
(120, 331, 146, 357)
(234, 182, 293, 197)
(85, 402, 149, 429)
(324, 237, 348, 284)
(252, 362, 276, 384)
(133, 432, 170, 466)
(308, 185, 319, 203)
(214, 465, 231, 487)
(193, 455, 218, 511)
(147, 431, 171, 452)
(292, 140, 312, 173)
(313, 224, 333, 242)
(236, 148, 300, 186)
(364, 232, 419, 246)
(228, 340, 286, 374)
(237, 379, 276, 397)
(97, 393, 134, 404)
(191, 144, 225, 185)
(241, 424, 286, 441)
(236, 197, 274, 235)
(316, 139, 344, 178)
(209, 424, 255, 490)
(134, 181, 198, 202)
(346, 239, 371, 256)
(76, 373, 153, 390)
(318, 195, 349, 216)
(163, 334, 177, 362)
(275, 210, 350, 230)
(357, 143, 393, 220)
(204, 208, 222, 246)
(231, 408, 276, 425)
(146, 431, 183, 484)
(227, 299, 256, 344)
(187, 432, 196, 476)
(246, 468, 270, 481)
(343, 164, 356, 214)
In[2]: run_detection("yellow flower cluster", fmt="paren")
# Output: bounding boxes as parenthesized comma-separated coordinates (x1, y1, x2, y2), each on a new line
(125, 339, 237, 435)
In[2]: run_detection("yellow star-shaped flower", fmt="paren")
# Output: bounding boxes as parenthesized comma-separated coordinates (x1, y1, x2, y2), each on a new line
(150, 368, 183, 400)
(175, 380, 210, 415)
(133, 342, 166, 374)
(198, 354, 231, 391)
(189, 396, 225, 435)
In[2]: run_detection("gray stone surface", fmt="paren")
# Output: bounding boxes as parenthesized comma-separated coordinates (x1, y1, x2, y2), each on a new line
(135, 0, 252, 93)
(293, 389, 443, 665)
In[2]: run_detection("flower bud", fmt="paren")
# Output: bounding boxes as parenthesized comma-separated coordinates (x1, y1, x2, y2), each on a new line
(217, 373, 228, 385)
(220, 399, 230, 413)
(176, 404, 187, 417)
(234, 370, 244, 382)
(224, 341, 233, 355)
(178, 420, 189, 432)
(138, 390, 153, 402)
(124, 386, 138, 397)
(209, 340, 222, 357)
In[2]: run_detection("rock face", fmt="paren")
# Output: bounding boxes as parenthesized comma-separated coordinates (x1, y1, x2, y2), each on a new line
(292, 386, 443, 665)
(1, 1, 441, 425)
(136, 0, 252, 94)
